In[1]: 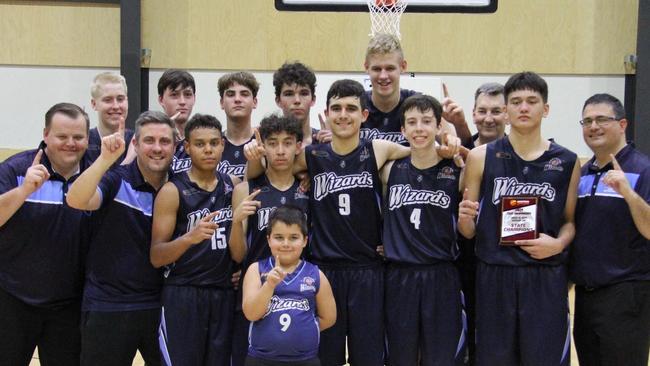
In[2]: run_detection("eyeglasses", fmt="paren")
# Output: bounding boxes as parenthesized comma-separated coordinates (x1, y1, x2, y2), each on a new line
(579, 116, 618, 127)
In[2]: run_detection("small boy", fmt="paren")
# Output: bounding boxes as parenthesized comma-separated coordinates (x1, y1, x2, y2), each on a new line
(242, 205, 336, 366)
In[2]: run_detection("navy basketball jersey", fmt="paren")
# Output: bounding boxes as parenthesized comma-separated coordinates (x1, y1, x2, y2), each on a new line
(245, 175, 309, 268)
(305, 139, 383, 265)
(170, 141, 192, 174)
(218, 136, 253, 179)
(360, 89, 418, 145)
(383, 157, 461, 264)
(476, 137, 577, 266)
(248, 258, 320, 362)
(164, 171, 235, 287)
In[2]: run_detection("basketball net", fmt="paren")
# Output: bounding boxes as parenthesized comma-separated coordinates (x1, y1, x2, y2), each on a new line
(367, 0, 409, 39)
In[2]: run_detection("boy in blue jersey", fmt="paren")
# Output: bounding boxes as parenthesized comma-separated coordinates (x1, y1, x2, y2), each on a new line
(380, 94, 466, 365)
(459, 72, 581, 366)
(570, 93, 650, 366)
(157, 69, 197, 174)
(230, 115, 309, 366)
(0, 103, 89, 365)
(218, 72, 259, 178)
(242, 205, 336, 366)
(67, 110, 176, 366)
(245, 79, 461, 365)
(151, 114, 244, 366)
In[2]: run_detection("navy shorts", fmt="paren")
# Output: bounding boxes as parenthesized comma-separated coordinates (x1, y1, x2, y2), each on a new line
(159, 285, 234, 366)
(475, 262, 570, 366)
(318, 265, 384, 366)
(385, 262, 467, 366)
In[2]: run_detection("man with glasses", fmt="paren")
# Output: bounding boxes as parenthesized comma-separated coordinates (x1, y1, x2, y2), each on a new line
(570, 93, 650, 366)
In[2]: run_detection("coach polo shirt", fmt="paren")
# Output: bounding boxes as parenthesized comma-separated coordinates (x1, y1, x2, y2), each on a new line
(82, 160, 163, 312)
(570, 144, 650, 288)
(0, 142, 88, 308)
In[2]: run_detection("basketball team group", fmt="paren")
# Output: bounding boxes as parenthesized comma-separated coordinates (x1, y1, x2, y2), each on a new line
(0, 33, 648, 366)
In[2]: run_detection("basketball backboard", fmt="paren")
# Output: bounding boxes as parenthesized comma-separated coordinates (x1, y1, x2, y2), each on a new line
(275, 0, 497, 13)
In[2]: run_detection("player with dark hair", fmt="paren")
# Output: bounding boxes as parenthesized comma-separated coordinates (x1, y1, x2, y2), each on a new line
(381, 94, 466, 365)
(218, 71, 260, 178)
(459, 71, 580, 366)
(229, 114, 309, 365)
(151, 113, 244, 366)
(570, 93, 650, 366)
(67, 110, 176, 366)
(242, 205, 336, 366)
(273, 61, 331, 145)
(0, 103, 89, 365)
(158, 69, 197, 174)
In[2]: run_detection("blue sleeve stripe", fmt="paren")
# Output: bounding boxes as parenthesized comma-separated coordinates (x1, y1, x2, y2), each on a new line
(17, 177, 64, 205)
(113, 180, 153, 216)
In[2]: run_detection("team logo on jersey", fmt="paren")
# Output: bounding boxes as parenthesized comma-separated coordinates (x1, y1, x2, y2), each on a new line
(492, 177, 556, 204)
(359, 128, 406, 144)
(182, 187, 201, 196)
(310, 150, 330, 158)
(437, 166, 456, 180)
(383, 117, 389, 126)
(211, 196, 216, 203)
(523, 166, 529, 175)
(265, 295, 310, 316)
(388, 184, 451, 210)
(224, 182, 233, 195)
(217, 160, 246, 177)
(544, 157, 564, 172)
(417, 175, 423, 182)
(340, 160, 346, 168)
(171, 156, 192, 173)
(234, 150, 240, 159)
(186, 206, 233, 231)
(300, 276, 316, 292)
(280, 196, 287, 204)
(496, 151, 512, 159)
(360, 147, 370, 162)
(294, 190, 308, 200)
(313, 172, 374, 201)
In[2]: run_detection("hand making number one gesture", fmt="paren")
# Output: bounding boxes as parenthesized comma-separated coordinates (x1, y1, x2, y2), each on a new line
(100, 115, 127, 164)
(243, 128, 267, 162)
(22, 149, 50, 193)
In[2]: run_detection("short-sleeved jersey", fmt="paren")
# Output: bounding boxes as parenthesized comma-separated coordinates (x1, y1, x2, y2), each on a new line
(86, 127, 135, 165)
(383, 157, 461, 264)
(170, 141, 192, 174)
(248, 258, 320, 362)
(164, 171, 234, 287)
(218, 136, 253, 179)
(83, 160, 162, 311)
(360, 89, 418, 145)
(570, 145, 650, 287)
(245, 175, 309, 269)
(305, 139, 383, 266)
(0, 144, 89, 308)
(476, 137, 577, 266)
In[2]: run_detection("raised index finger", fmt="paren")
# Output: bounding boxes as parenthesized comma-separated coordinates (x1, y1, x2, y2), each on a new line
(246, 189, 262, 200)
(442, 83, 449, 98)
(254, 128, 262, 142)
(201, 211, 219, 222)
(118, 116, 125, 137)
(318, 113, 327, 130)
(32, 149, 43, 166)
(610, 154, 622, 171)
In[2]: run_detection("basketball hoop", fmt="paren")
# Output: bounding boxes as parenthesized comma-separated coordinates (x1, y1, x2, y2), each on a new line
(367, 0, 408, 39)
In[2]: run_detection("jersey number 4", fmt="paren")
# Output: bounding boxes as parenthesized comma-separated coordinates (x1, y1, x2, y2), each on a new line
(410, 208, 421, 230)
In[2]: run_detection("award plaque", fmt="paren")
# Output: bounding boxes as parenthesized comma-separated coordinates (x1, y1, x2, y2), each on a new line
(500, 196, 538, 245)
